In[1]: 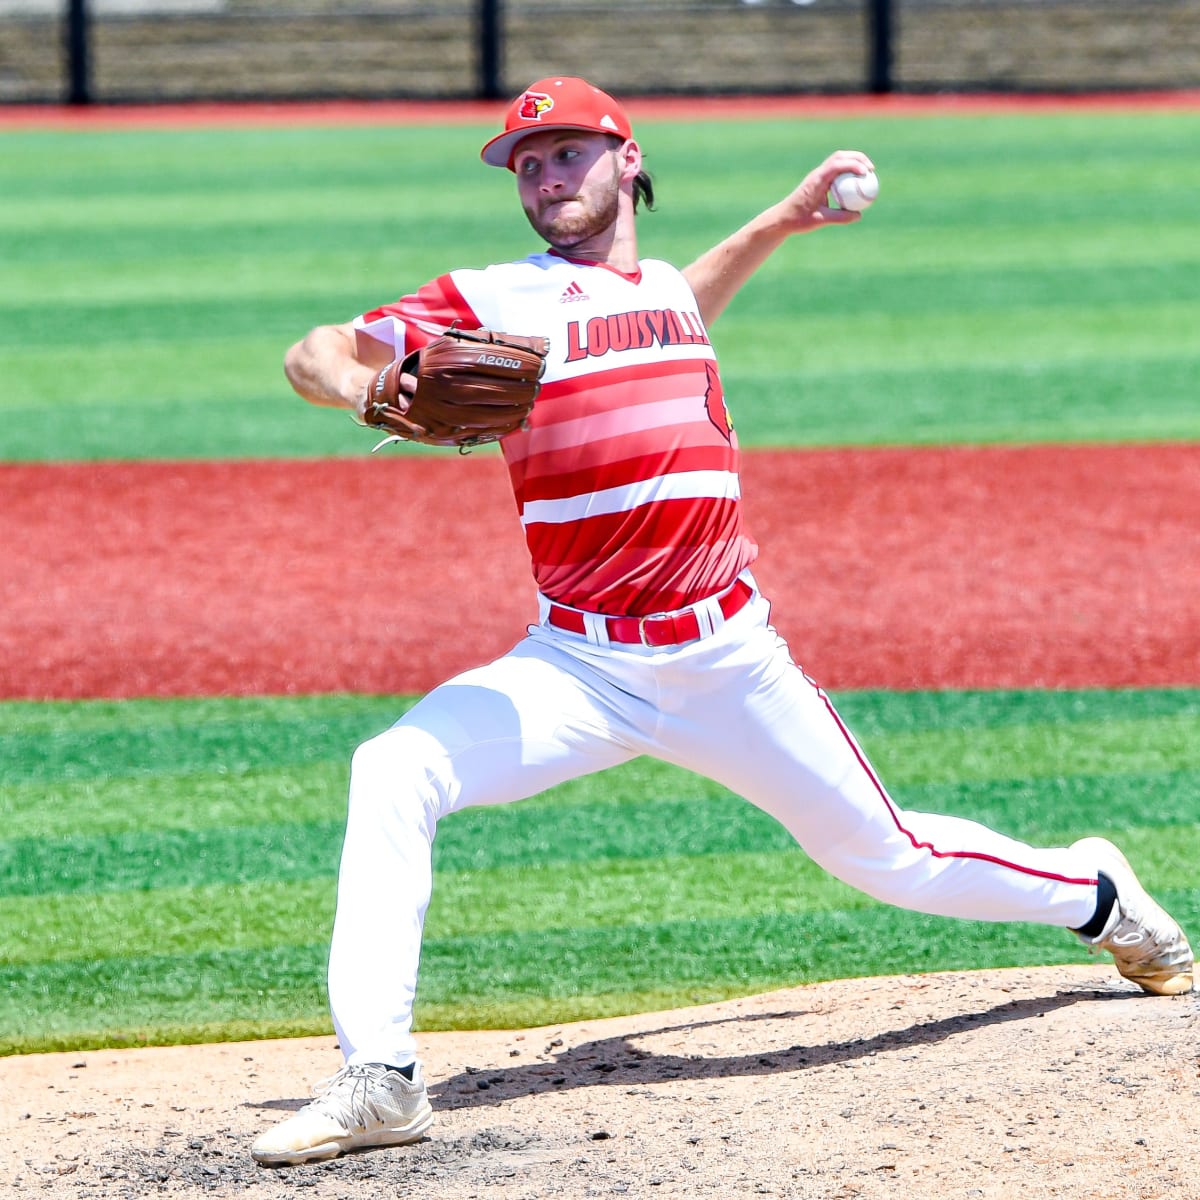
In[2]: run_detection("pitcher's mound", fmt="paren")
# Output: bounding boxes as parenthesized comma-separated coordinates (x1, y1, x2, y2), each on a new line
(6, 965, 1196, 1198)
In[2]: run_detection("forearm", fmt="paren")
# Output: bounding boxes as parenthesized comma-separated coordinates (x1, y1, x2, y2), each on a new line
(283, 323, 381, 415)
(683, 149, 874, 326)
(683, 203, 795, 326)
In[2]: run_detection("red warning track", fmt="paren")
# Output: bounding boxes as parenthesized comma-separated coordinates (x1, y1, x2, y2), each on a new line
(3, 444, 1197, 701)
(3, 91, 1199, 131)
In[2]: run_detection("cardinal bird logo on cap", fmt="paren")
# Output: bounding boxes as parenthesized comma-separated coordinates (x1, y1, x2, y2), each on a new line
(518, 92, 554, 121)
(704, 361, 734, 443)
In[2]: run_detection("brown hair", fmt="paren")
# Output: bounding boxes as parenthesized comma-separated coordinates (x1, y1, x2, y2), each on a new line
(603, 133, 655, 213)
(633, 169, 655, 213)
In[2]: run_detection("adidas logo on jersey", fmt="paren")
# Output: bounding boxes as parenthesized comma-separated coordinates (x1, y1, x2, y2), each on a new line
(559, 281, 589, 304)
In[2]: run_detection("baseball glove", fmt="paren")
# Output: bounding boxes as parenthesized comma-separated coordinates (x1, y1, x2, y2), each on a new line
(363, 326, 550, 450)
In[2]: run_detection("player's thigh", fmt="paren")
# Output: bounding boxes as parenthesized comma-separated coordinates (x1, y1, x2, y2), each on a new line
(380, 636, 638, 814)
(666, 636, 893, 859)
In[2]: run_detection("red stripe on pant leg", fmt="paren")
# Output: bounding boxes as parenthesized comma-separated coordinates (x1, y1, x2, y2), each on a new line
(809, 678, 1097, 888)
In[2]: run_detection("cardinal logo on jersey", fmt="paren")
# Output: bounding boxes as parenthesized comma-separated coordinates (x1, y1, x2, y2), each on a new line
(705, 361, 734, 443)
(518, 92, 554, 121)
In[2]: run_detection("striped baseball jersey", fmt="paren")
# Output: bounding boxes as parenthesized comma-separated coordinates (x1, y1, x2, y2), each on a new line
(355, 251, 757, 616)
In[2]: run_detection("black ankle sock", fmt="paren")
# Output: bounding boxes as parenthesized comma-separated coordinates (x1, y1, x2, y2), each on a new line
(387, 1063, 416, 1081)
(1073, 870, 1118, 938)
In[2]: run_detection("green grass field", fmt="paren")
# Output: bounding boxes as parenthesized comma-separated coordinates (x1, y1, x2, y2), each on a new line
(4, 687, 1198, 1054)
(2, 107, 1198, 1054)
(2, 110, 1198, 459)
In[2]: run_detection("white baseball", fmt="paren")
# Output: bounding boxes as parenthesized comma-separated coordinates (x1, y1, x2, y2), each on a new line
(829, 169, 879, 212)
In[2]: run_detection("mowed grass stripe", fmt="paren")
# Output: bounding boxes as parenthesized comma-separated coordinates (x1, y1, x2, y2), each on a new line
(0, 944, 331, 1054)
(416, 895, 1200, 1006)
(898, 770, 1200, 842)
(0, 693, 408, 785)
(28, 113, 1195, 245)
(8, 316, 1196, 457)
(0, 756, 722, 841)
(729, 354, 1200, 447)
(8, 892, 1196, 1055)
(1, 819, 346, 897)
(0, 850, 848, 964)
(4, 694, 1198, 896)
(1, 796, 801, 896)
(4, 695, 1198, 847)
(7, 686, 1196, 764)
(0, 764, 351, 841)
(5, 688, 1199, 814)
(1, 878, 335, 964)
(6, 261, 1199, 347)
(7, 760, 1200, 899)
(413, 891, 1200, 1032)
(4, 213, 1193, 302)
(864, 715, 1200, 784)
(20, 827, 1200, 974)
(8, 823, 1199, 969)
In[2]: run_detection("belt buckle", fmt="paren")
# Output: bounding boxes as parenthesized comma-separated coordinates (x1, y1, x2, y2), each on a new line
(637, 611, 670, 647)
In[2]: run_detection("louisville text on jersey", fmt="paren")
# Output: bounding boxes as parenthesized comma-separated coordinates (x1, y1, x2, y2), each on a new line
(565, 308, 710, 360)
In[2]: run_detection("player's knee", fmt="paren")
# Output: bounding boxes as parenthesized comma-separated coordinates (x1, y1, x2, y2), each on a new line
(349, 729, 393, 780)
(348, 726, 452, 824)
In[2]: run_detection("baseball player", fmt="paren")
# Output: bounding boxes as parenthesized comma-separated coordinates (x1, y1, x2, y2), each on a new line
(251, 76, 1193, 1167)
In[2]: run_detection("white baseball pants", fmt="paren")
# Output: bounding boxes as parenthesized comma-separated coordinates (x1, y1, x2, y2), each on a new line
(328, 578, 1100, 1068)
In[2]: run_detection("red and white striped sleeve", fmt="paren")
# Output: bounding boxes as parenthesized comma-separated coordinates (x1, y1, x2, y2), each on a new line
(353, 272, 484, 360)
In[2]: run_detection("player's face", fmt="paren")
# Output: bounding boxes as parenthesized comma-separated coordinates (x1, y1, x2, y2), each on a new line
(513, 131, 624, 252)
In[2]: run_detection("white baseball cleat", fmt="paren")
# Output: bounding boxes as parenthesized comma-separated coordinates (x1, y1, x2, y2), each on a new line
(251, 1062, 433, 1166)
(1072, 837, 1194, 996)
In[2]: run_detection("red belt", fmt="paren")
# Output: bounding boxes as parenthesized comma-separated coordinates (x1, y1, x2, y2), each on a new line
(545, 579, 754, 648)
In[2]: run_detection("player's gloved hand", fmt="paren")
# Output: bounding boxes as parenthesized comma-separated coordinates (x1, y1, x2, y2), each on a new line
(362, 326, 550, 450)
(362, 360, 420, 417)
(363, 360, 418, 420)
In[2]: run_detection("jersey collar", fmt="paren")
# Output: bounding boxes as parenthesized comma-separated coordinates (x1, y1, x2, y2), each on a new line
(547, 248, 642, 285)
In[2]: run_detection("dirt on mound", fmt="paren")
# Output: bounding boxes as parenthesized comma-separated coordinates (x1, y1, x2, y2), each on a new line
(6, 965, 1197, 1199)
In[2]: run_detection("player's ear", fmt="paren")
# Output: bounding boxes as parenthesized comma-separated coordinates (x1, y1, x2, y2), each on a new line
(617, 139, 643, 185)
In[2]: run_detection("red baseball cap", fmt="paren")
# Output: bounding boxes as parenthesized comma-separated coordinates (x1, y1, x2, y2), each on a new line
(480, 76, 634, 171)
